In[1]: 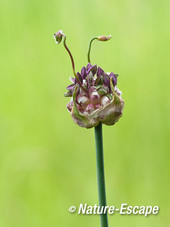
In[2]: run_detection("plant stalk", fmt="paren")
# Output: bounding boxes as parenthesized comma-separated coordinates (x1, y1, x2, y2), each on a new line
(63, 36, 87, 93)
(87, 37, 97, 63)
(94, 122, 109, 227)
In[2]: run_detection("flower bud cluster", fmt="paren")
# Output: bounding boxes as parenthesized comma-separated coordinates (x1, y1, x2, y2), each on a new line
(65, 63, 124, 128)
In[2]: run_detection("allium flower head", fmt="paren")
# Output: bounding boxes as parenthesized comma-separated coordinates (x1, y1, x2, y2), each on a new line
(54, 31, 124, 128)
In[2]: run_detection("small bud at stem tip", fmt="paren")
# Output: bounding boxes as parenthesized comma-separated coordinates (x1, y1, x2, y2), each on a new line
(87, 35, 112, 63)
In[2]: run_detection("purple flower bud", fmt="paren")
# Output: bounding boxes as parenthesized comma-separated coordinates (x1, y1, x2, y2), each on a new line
(97, 35, 112, 41)
(109, 72, 117, 86)
(103, 73, 110, 86)
(86, 63, 92, 70)
(86, 72, 93, 88)
(86, 64, 97, 75)
(53, 30, 65, 44)
(81, 67, 87, 79)
(97, 67, 104, 77)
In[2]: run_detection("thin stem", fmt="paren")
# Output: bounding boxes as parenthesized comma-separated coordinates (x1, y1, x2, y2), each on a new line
(63, 36, 87, 93)
(94, 123, 109, 227)
(87, 37, 97, 63)
(87, 35, 111, 64)
(63, 36, 75, 72)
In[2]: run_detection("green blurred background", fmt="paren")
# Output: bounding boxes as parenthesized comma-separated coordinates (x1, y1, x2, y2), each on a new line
(0, 0, 170, 226)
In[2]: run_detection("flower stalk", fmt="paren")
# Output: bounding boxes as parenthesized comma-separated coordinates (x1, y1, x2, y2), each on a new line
(87, 37, 98, 63)
(54, 30, 87, 93)
(95, 122, 108, 227)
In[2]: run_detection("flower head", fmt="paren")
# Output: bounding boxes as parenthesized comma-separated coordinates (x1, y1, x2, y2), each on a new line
(54, 30, 124, 128)
(65, 63, 124, 128)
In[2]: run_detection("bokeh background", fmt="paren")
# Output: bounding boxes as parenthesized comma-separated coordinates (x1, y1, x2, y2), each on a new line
(0, 0, 170, 226)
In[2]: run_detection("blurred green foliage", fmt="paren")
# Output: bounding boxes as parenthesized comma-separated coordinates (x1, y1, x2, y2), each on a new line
(0, 0, 170, 226)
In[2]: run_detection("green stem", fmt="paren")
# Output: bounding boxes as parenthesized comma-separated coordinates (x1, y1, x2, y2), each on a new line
(87, 37, 97, 63)
(94, 123, 109, 227)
